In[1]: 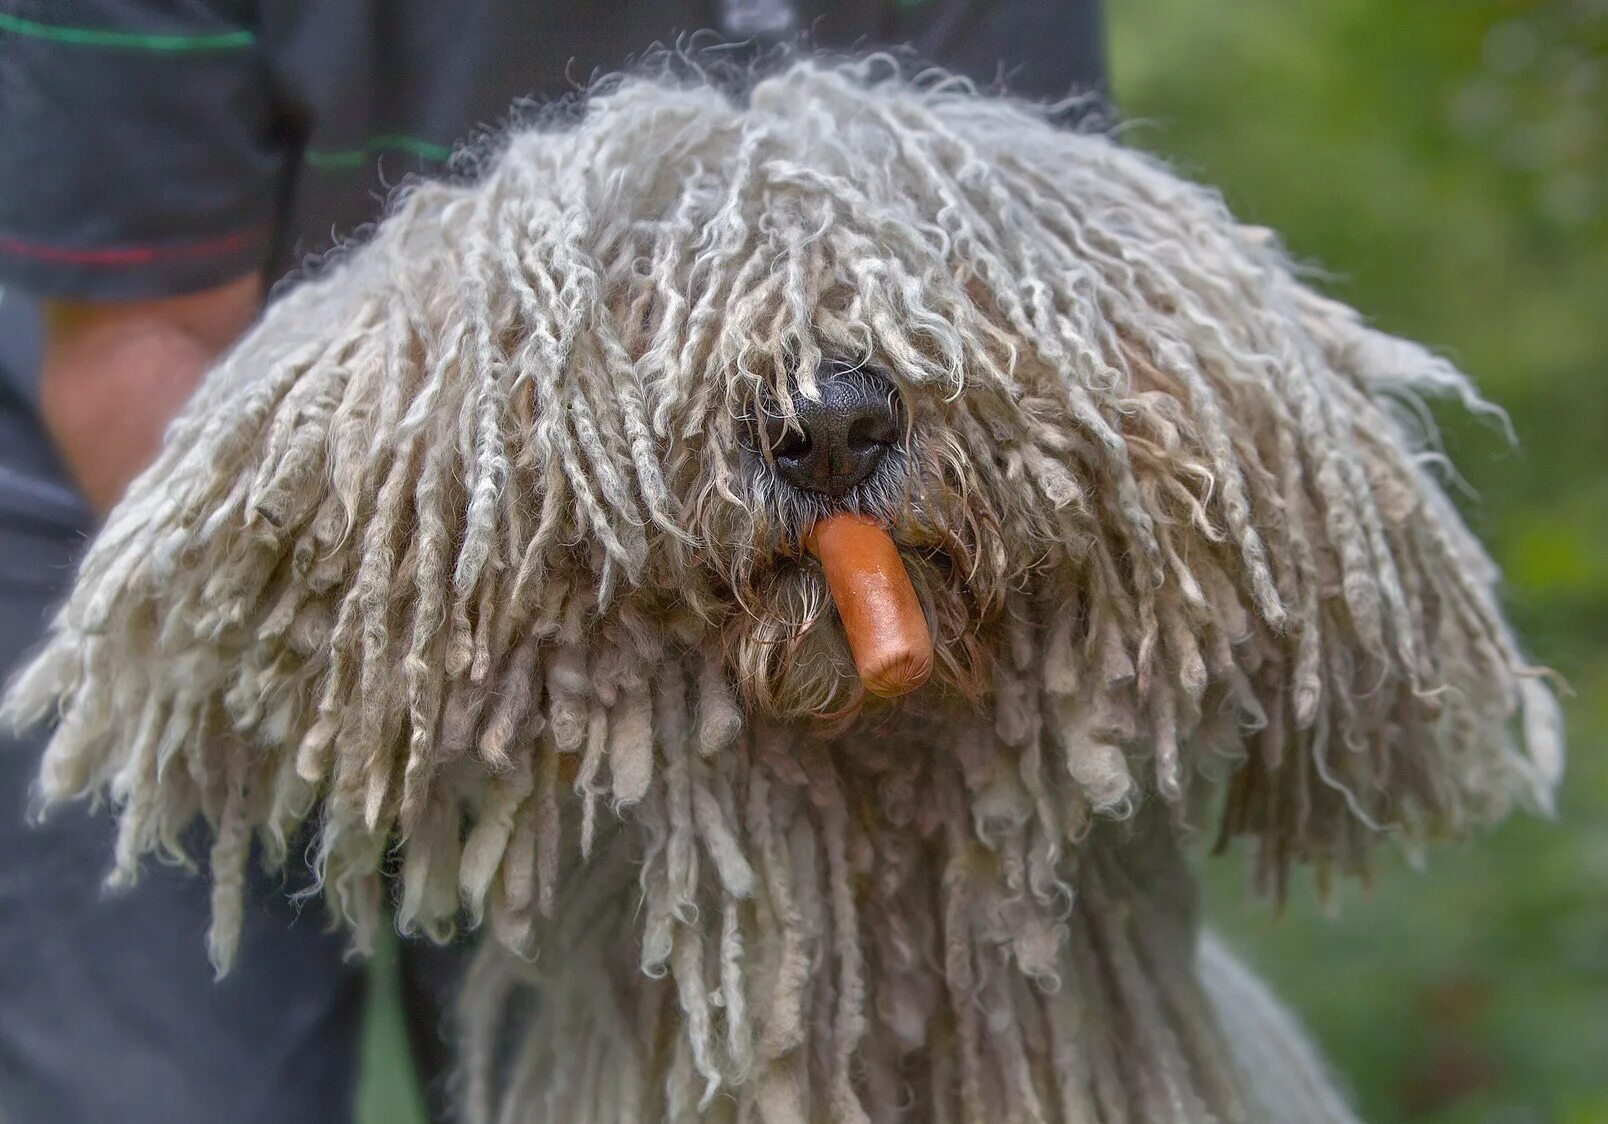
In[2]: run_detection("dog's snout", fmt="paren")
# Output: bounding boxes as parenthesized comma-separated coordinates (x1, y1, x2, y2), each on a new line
(765, 365, 900, 499)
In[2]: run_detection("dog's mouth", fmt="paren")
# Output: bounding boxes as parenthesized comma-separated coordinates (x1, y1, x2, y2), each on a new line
(723, 499, 987, 725)
(724, 537, 928, 724)
(802, 512, 933, 700)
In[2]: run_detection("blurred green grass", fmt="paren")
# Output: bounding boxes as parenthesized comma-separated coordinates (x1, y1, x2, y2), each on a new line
(359, 4, 1608, 1120)
(358, 928, 429, 1124)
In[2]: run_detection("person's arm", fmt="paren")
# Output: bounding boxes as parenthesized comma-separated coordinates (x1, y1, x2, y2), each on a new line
(0, 4, 283, 516)
(39, 273, 263, 515)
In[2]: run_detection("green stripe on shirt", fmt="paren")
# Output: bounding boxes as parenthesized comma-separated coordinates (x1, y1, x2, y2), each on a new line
(0, 11, 254, 51)
(305, 135, 454, 170)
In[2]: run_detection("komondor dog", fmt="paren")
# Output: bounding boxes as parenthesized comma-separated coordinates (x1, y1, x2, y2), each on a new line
(4, 60, 1562, 1124)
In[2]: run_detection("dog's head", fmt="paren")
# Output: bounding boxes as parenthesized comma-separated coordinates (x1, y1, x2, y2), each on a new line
(3, 59, 1562, 1120)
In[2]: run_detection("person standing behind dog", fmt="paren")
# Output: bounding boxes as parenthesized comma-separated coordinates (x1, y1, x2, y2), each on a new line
(0, 2, 1106, 1120)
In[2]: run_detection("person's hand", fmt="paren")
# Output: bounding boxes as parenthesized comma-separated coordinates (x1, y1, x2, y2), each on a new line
(39, 272, 263, 516)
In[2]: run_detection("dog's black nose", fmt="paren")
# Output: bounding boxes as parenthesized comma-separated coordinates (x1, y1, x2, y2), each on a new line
(764, 365, 900, 499)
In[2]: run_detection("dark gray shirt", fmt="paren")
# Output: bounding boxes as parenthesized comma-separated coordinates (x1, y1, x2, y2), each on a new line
(0, 0, 1107, 544)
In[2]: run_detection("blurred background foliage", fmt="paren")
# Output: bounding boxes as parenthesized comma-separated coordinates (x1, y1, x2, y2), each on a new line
(359, 3, 1607, 1121)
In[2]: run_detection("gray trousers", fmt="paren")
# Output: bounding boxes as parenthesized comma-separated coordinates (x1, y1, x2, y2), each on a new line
(0, 491, 461, 1122)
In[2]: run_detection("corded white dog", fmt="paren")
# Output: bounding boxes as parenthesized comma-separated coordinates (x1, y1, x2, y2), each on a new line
(5, 60, 1562, 1124)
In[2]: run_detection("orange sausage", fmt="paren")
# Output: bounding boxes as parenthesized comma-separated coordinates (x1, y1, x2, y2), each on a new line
(805, 513, 934, 699)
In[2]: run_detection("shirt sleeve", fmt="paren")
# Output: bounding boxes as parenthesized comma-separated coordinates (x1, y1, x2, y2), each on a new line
(0, 0, 285, 300)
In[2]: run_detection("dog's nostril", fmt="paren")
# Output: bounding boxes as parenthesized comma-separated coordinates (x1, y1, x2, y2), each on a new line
(767, 364, 900, 499)
(847, 412, 898, 453)
(771, 428, 812, 460)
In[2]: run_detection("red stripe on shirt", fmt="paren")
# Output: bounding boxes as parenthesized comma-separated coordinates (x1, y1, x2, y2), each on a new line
(0, 228, 261, 266)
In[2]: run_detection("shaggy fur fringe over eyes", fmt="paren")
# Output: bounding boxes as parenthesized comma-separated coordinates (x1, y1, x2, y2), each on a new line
(4, 59, 1562, 1123)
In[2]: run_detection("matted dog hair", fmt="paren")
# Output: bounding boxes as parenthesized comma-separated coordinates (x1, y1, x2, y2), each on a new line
(5, 58, 1561, 1123)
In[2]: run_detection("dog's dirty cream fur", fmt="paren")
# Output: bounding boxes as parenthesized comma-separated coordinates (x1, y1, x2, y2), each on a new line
(4, 59, 1562, 1124)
